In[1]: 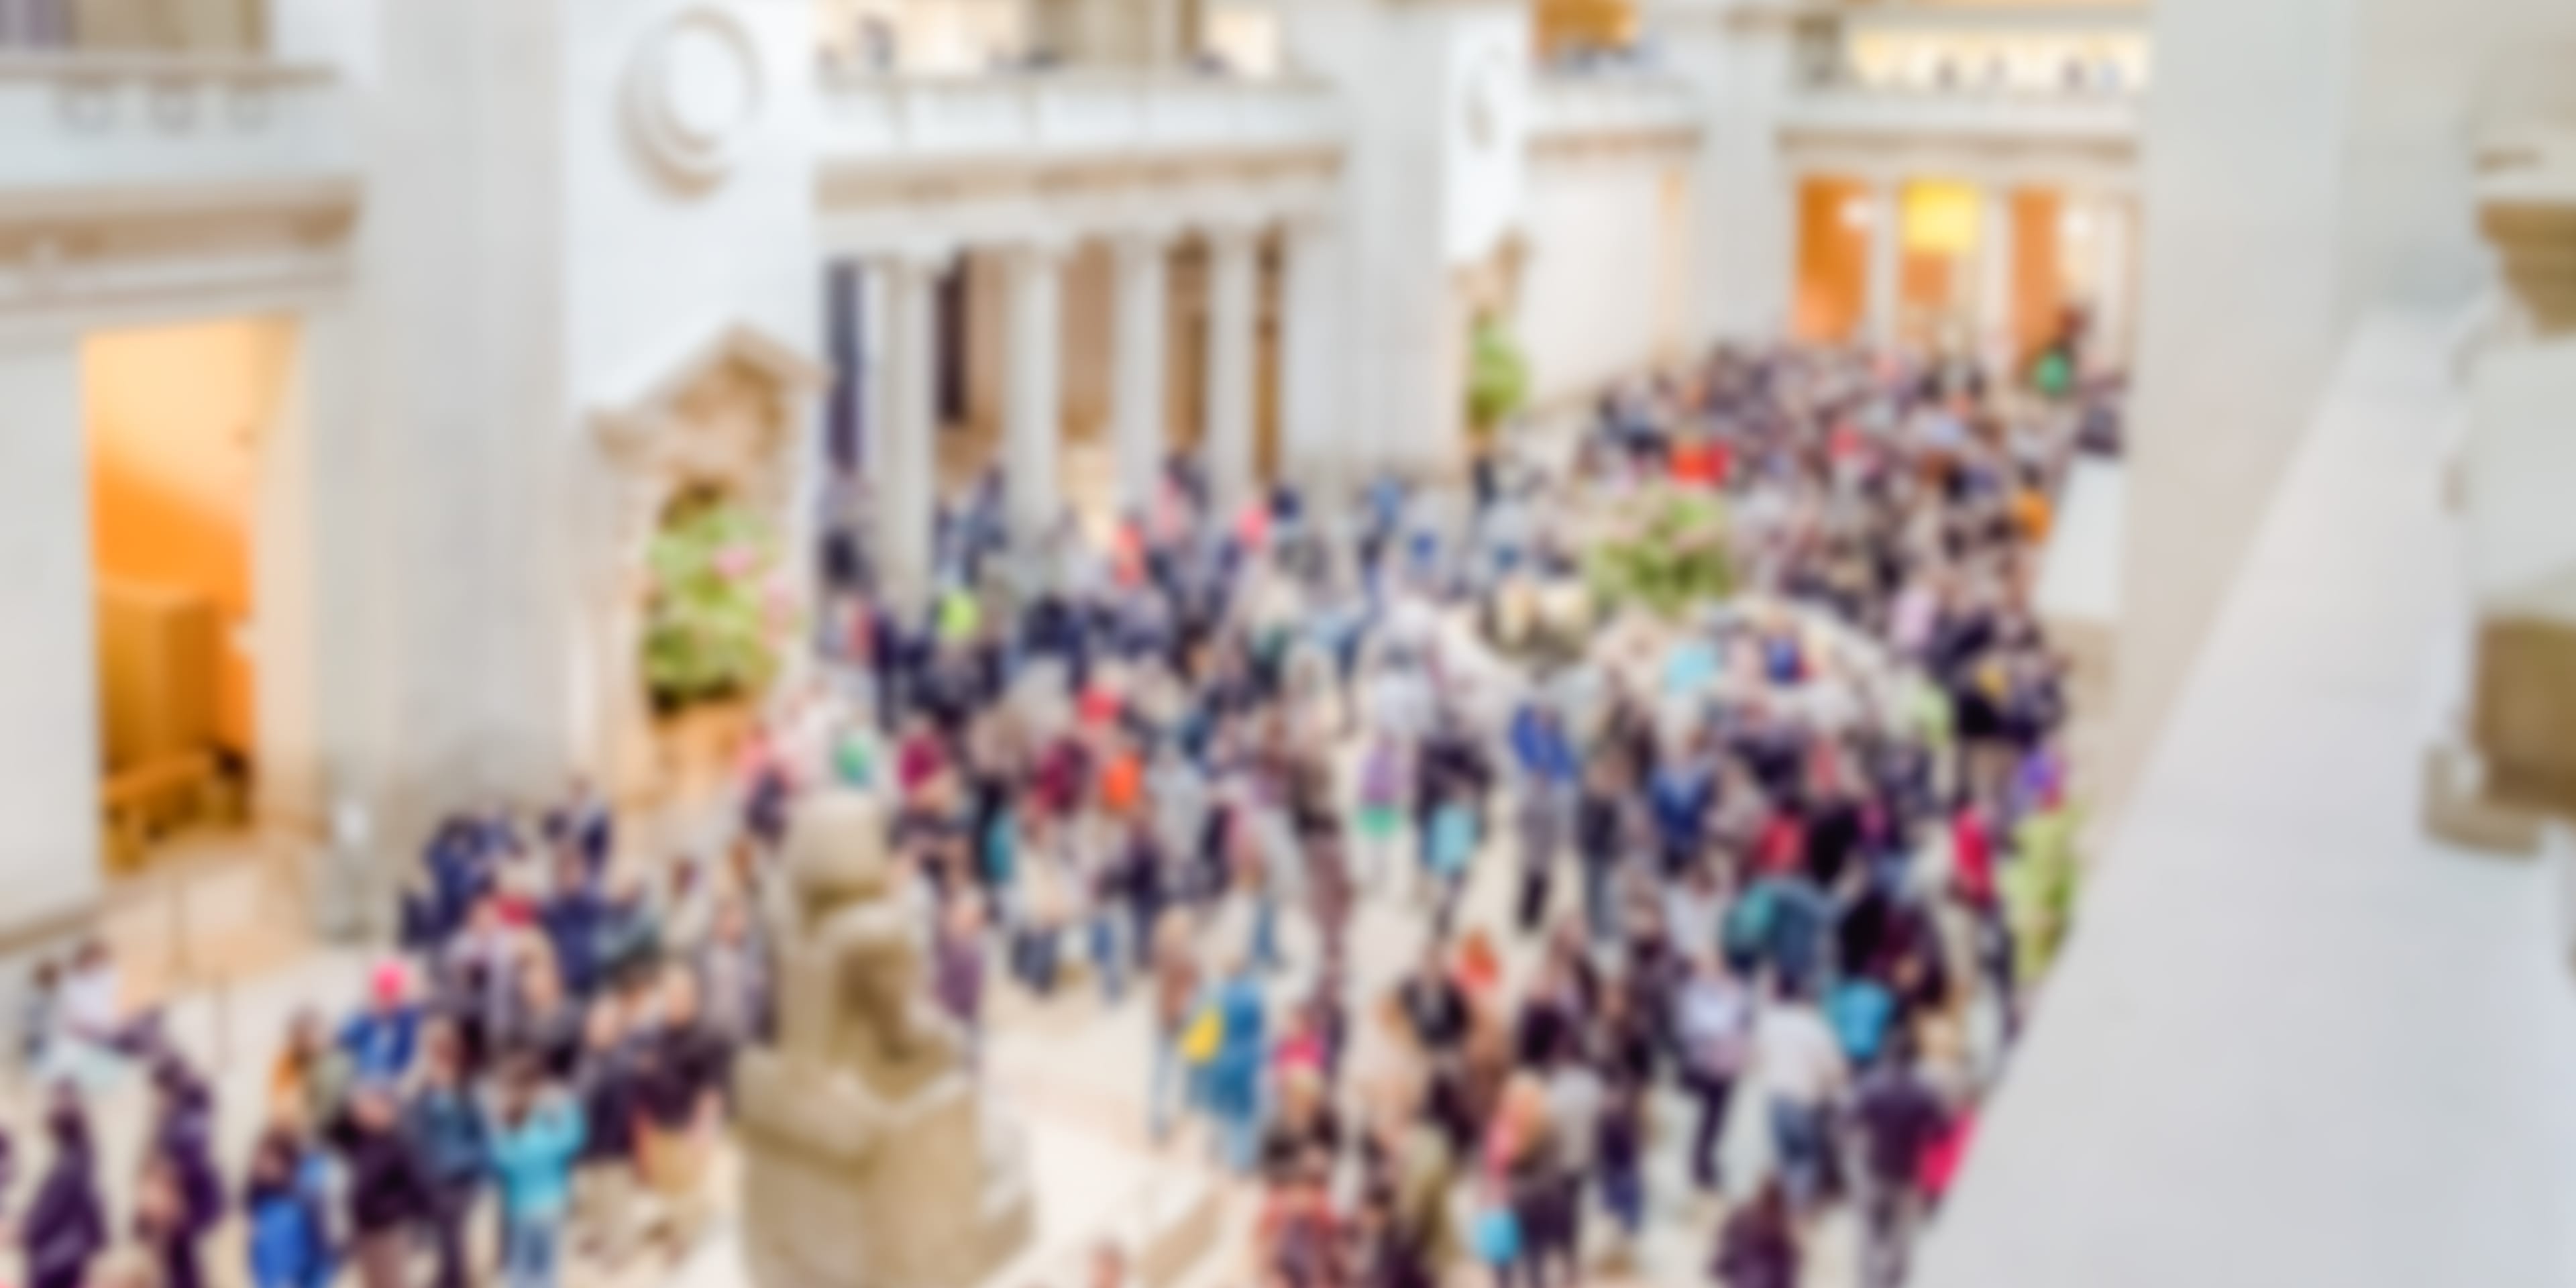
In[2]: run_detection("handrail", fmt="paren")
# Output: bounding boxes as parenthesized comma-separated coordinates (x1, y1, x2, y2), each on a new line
(0, 52, 335, 86)
(819, 66, 1336, 96)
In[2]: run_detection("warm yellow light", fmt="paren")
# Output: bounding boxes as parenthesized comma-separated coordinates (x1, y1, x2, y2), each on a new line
(1902, 180, 1982, 256)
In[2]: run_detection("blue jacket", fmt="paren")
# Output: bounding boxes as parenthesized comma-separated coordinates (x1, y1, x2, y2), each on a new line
(244, 1159, 332, 1288)
(337, 1008, 421, 1085)
(1648, 764, 1711, 849)
(1204, 977, 1267, 1117)
(489, 1097, 587, 1222)
(404, 1083, 486, 1189)
(1508, 708, 1578, 788)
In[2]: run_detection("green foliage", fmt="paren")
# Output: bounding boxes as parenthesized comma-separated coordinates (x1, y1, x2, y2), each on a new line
(2004, 805, 2083, 981)
(1464, 316, 1531, 435)
(1582, 487, 1735, 618)
(641, 494, 788, 711)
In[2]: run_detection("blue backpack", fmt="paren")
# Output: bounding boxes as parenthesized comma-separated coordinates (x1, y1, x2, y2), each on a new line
(1829, 979, 1896, 1065)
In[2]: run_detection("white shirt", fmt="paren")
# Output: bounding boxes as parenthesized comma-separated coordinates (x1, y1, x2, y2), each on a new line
(1754, 1002, 1847, 1106)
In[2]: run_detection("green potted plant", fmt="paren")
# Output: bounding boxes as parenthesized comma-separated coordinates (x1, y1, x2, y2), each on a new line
(638, 491, 796, 802)
(642, 492, 790, 712)
(1464, 315, 1531, 443)
(1582, 485, 1735, 619)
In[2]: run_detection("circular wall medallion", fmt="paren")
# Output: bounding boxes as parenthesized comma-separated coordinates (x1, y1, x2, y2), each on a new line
(627, 6, 764, 189)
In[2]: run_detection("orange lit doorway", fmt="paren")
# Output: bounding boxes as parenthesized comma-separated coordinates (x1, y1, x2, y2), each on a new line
(1793, 176, 1871, 343)
(84, 317, 313, 874)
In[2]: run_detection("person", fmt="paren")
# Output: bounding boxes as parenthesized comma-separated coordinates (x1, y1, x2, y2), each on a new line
(932, 894, 988, 1062)
(1672, 954, 1750, 1193)
(405, 1022, 486, 1288)
(134, 1155, 204, 1288)
(21, 957, 60, 1070)
(146, 1057, 223, 1277)
(1204, 954, 1268, 1175)
(338, 961, 422, 1086)
(488, 1057, 588, 1288)
(1711, 1179, 1799, 1288)
(1752, 979, 1847, 1212)
(1852, 1036, 1947, 1288)
(22, 1090, 105, 1288)
(1353, 731, 1410, 890)
(570, 992, 641, 1264)
(1085, 1240, 1134, 1288)
(1593, 1075, 1647, 1260)
(334, 1084, 431, 1288)
(1256, 1155, 1343, 1288)
(243, 1128, 333, 1288)
(633, 968, 727, 1260)
(697, 896, 771, 1059)
(499, 953, 585, 1083)
(1572, 758, 1628, 944)
(1147, 910, 1202, 1144)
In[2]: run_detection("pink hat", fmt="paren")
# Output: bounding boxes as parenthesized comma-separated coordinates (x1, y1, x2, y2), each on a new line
(370, 959, 408, 1006)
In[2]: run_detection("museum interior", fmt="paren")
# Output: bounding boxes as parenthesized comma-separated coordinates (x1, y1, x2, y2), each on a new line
(0, 1, 2571, 1287)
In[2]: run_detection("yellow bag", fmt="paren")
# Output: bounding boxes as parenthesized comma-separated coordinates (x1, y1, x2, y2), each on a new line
(1180, 1006, 1222, 1065)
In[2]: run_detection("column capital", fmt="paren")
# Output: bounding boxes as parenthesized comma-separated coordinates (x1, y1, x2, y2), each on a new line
(1000, 229, 1079, 268)
(876, 239, 959, 277)
(1194, 212, 1272, 252)
(1110, 221, 1184, 258)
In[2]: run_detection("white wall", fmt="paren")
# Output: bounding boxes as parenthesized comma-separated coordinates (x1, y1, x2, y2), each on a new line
(0, 336, 104, 940)
(2110, 0, 2576, 810)
(2108, 0, 2357, 810)
(1515, 150, 1693, 409)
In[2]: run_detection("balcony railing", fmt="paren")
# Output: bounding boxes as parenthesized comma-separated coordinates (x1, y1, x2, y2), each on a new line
(1781, 83, 2141, 147)
(1527, 70, 1703, 149)
(1791, 2, 2149, 112)
(819, 71, 1344, 173)
(0, 55, 350, 206)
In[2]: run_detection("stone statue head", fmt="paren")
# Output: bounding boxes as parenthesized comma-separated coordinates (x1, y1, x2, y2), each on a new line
(785, 790, 895, 920)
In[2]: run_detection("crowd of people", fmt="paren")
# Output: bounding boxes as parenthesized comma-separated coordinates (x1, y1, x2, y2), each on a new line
(3, 337, 2110, 1288)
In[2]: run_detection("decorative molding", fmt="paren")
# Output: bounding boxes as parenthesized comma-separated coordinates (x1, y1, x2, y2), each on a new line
(625, 4, 767, 191)
(594, 318, 831, 462)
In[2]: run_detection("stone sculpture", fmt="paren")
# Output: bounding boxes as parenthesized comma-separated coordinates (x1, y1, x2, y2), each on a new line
(737, 790, 1032, 1288)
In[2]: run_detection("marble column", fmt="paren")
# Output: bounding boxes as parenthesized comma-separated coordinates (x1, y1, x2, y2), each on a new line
(1003, 237, 1067, 542)
(0, 334, 101, 942)
(1111, 230, 1170, 517)
(876, 246, 950, 609)
(1279, 213, 1342, 490)
(2093, 193, 2132, 373)
(1866, 176, 1903, 350)
(1979, 184, 2018, 372)
(1203, 221, 1262, 515)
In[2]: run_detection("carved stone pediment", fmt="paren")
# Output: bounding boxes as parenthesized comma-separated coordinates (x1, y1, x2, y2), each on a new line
(592, 319, 829, 496)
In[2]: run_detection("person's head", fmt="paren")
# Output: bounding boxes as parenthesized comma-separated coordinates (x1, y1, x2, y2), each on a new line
(660, 966, 701, 1029)
(1086, 1240, 1130, 1288)
(248, 1125, 298, 1191)
(284, 1006, 326, 1058)
(46, 1084, 91, 1159)
(584, 995, 626, 1051)
(713, 895, 749, 945)
(495, 1053, 543, 1129)
(349, 1084, 397, 1133)
(368, 959, 409, 1014)
(421, 1018, 462, 1083)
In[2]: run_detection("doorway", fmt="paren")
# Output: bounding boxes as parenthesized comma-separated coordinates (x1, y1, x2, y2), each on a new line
(83, 316, 307, 875)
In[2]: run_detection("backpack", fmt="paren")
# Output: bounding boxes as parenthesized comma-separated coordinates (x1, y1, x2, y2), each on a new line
(1722, 881, 1778, 969)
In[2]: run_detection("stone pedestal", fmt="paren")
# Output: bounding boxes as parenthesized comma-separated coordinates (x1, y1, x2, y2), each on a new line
(735, 792, 1032, 1288)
